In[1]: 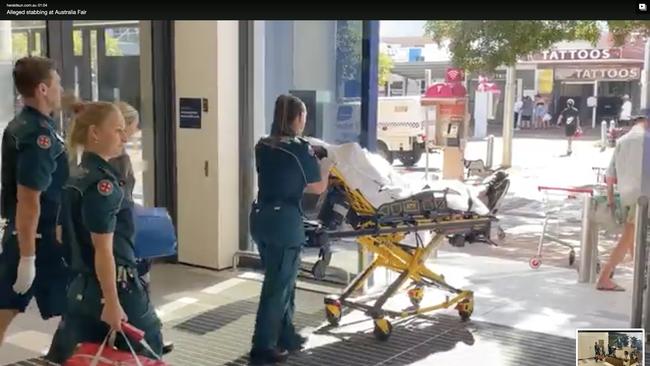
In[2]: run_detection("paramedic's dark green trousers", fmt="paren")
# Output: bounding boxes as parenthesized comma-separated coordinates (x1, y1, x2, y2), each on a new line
(251, 241, 301, 351)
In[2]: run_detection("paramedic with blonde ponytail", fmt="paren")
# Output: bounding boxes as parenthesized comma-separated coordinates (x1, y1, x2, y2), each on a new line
(57, 102, 163, 361)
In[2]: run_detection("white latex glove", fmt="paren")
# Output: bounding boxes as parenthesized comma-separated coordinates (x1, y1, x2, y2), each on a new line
(13, 256, 36, 294)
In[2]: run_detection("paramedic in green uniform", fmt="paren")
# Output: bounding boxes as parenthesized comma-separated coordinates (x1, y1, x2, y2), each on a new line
(249, 95, 331, 364)
(0, 56, 71, 361)
(58, 102, 163, 360)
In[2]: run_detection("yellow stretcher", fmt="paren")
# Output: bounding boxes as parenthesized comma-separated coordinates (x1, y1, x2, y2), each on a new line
(314, 167, 494, 341)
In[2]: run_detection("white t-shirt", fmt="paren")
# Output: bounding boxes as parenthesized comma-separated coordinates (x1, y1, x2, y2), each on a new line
(620, 101, 632, 120)
(607, 123, 645, 208)
(514, 100, 523, 113)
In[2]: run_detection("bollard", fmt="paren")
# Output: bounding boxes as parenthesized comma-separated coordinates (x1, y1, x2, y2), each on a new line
(579, 196, 596, 283)
(610, 120, 616, 132)
(631, 196, 649, 328)
(601, 120, 608, 147)
(486, 135, 494, 169)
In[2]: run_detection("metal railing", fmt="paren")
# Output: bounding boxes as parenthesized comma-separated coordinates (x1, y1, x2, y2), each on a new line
(578, 195, 598, 283)
(485, 135, 494, 170)
(630, 196, 650, 331)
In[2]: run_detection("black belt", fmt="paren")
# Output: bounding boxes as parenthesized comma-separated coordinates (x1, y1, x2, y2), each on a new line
(255, 200, 301, 210)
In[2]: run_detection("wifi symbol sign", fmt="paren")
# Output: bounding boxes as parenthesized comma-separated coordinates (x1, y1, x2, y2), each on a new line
(446, 68, 463, 82)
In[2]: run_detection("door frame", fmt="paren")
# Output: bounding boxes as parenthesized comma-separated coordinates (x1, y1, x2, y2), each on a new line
(46, 20, 177, 228)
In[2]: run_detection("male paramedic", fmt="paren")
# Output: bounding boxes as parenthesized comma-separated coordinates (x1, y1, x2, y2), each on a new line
(0, 56, 71, 361)
(596, 113, 647, 291)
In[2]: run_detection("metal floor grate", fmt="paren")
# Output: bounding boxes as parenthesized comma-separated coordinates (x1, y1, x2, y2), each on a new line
(7, 297, 649, 366)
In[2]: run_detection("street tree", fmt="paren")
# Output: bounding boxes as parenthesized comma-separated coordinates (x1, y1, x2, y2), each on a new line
(424, 21, 601, 73)
(423, 20, 650, 167)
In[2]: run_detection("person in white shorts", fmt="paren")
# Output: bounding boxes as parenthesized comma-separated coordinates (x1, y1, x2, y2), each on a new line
(597, 113, 647, 291)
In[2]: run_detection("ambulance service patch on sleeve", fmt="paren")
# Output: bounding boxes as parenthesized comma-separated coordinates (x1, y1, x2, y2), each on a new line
(97, 180, 114, 196)
(37, 135, 51, 149)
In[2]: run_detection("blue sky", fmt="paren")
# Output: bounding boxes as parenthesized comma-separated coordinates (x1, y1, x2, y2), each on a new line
(380, 21, 426, 38)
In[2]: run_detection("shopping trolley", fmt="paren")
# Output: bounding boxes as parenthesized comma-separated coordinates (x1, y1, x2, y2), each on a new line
(531, 186, 594, 269)
(592, 167, 607, 185)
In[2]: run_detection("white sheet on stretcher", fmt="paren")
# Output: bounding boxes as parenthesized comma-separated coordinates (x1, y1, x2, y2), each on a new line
(306, 138, 490, 216)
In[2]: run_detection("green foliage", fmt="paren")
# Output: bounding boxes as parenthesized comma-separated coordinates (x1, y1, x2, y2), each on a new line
(337, 21, 362, 82)
(424, 21, 650, 73)
(73, 30, 123, 57)
(424, 21, 601, 72)
(607, 20, 650, 45)
(378, 51, 393, 87)
(337, 21, 394, 88)
(11, 32, 28, 58)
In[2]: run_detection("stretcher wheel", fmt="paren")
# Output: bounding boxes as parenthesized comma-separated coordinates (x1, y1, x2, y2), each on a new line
(449, 234, 465, 247)
(456, 298, 473, 322)
(408, 285, 425, 307)
(324, 298, 342, 327)
(529, 257, 542, 269)
(373, 318, 392, 341)
(569, 250, 576, 266)
(497, 227, 506, 241)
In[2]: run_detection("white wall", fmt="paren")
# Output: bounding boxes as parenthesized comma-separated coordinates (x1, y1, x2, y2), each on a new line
(215, 21, 241, 269)
(174, 21, 239, 269)
(578, 332, 608, 360)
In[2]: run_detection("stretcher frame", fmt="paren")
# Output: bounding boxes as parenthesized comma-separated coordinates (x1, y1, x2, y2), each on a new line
(320, 167, 493, 340)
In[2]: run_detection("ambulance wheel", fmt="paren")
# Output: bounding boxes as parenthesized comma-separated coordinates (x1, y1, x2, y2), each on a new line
(377, 141, 393, 165)
(373, 318, 393, 341)
(569, 250, 576, 266)
(408, 285, 425, 307)
(456, 298, 473, 322)
(529, 257, 542, 269)
(324, 298, 342, 327)
(399, 146, 423, 167)
(497, 227, 506, 241)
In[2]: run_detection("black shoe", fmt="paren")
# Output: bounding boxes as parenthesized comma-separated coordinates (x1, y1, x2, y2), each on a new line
(249, 348, 289, 365)
(162, 340, 174, 355)
(280, 334, 308, 353)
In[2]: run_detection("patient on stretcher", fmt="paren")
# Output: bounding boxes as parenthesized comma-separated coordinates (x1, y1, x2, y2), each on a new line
(305, 138, 508, 227)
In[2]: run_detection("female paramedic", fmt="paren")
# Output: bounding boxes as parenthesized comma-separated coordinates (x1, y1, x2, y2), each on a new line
(58, 101, 163, 360)
(249, 94, 331, 364)
(107, 102, 151, 281)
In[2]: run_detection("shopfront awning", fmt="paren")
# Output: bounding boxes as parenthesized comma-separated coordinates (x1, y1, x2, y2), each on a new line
(391, 61, 452, 80)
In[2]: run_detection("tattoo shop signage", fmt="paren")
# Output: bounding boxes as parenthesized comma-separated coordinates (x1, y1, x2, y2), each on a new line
(528, 48, 622, 62)
(554, 67, 641, 81)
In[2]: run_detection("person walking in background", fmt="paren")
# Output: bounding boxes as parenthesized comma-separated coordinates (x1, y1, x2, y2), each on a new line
(514, 97, 523, 131)
(520, 96, 534, 129)
(596, 113, 647, 291)
(556, 99, 580, 156)
(534, 97, 547, 129)
(619, 94, 632, 127)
